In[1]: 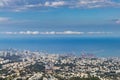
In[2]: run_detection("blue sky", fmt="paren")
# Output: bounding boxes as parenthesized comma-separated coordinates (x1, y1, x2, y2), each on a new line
(0, 0, 120, 37)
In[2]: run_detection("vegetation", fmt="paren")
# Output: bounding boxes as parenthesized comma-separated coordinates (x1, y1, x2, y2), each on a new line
(26, 62, 45, 73)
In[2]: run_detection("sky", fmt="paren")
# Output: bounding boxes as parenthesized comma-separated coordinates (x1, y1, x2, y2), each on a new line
(0, 0, 120, 37)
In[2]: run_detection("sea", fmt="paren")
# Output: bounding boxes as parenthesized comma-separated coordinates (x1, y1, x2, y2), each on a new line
(0, 37, 120, 57)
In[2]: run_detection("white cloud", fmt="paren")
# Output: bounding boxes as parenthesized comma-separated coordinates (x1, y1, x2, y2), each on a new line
(19, 31, 40, 35)
(0, 17, 9, 22)
(1, 31, 84, 35)
(25, 4, 42, 8)
(112, 19, 120, 24)
(87, 32, 113, 34)
(115, 19, 120, 24)
(0, 2, 4, 7)
(56, 31, 84, 35)
(0, 31, 113, 35)
(40, 31, 56, 35)
(44, 1, 65, 7)
(0, 0, 20, 7)
(116, 20, 120, 24)
(0, 0, 120, 11)
(75, 0, 120, 8)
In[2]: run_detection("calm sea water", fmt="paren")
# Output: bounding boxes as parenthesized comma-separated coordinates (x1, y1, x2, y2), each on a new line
(0, 37, 120, 57)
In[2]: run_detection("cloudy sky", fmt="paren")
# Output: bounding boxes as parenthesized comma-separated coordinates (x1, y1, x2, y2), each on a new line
(0, 0, 120, 37)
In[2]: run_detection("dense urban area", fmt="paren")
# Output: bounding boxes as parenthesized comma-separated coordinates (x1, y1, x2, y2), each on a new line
(0, 49, 120, 80)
